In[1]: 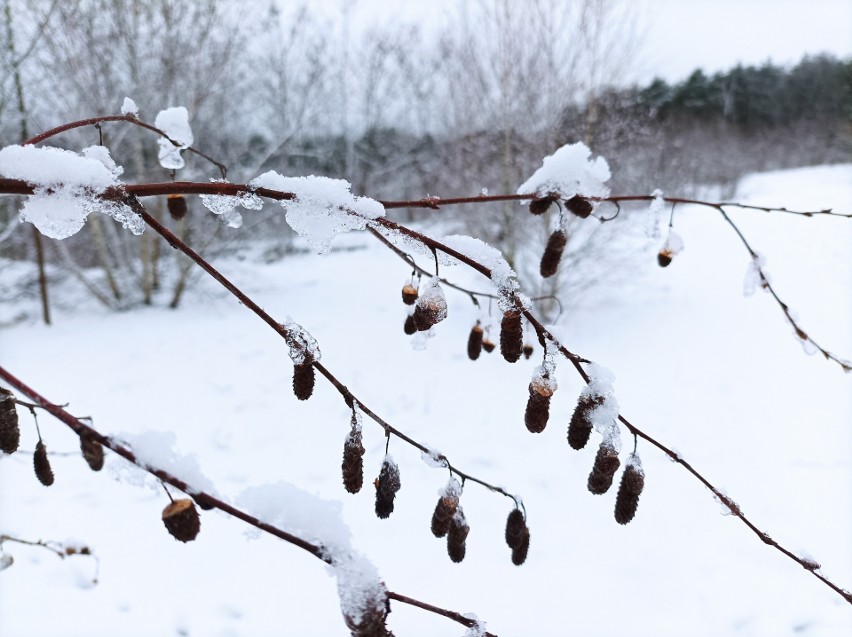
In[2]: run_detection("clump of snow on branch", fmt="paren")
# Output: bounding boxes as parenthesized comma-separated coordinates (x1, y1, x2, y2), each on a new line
(120, 97, 139, 117)
(0, 144, 142, 239)
(582, 363, 621, 452)
(109, 430, 217, 496)
(154, 106, 193, 170)
(199, 179, 264, 229)
(517, 142, 611, 201)
(743, 252, 769, 296)
(283, 318, 321, 364)
(646, 189, 665, 239)
(440, 235, 529, 312)
(249, 171, 384, 255)
(462, 614, 487, 637)
(420, 444, 449, 469)
(236, 482, 386, 628)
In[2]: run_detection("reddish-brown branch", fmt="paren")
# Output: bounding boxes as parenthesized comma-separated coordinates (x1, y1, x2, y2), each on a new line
(0, 366, 508, 632)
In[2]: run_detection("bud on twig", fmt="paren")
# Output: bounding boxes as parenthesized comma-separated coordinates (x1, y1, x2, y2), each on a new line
(162, 498, 201, 542)
(374, 456, 401, 519)
(33, 440, 54, 486)
(293, 361, 315, 401)
(467, 324, 484, 361)
(614, 453, 645, 525)
(588, 441, 621, 495)
(539, 230, 567, 278)
(565, 195, 593, 218)
(447, 508, 469, 563)
(500, 310, 523, 363)
(80, 435, 104, 472)
(0, 388, 20, 455)
(166, 194, 187, 221)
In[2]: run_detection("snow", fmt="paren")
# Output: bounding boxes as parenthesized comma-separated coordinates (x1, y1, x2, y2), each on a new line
(582, 363, 621, 452)
(120, 97, 139, 117)
(250, 172, 385, 255)
(0, 165, 850, 636)
(742, 252, 767, 296)
(283, 318, 321, 364)
(517, 142, 611, 201)
(646, 189, 665, 239)
(420, 445, 449, 469)
(199, 179, 264, 230)
(661, 229, 684, 256)
(0, 144, 141, 239)
(154, 106, 193, 170)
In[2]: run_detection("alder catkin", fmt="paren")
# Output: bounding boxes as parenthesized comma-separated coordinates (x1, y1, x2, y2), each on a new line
(614, 455, 645, 525)
(431, 494, 459, 538)
(80, 435, 105, 472)
(0, 388, 20, 455)
(524, 383, 552, 434)
(567, 393, 601, 450)
(565, 195, 593, 218)
(446, 508, 469, 563)
(522, 343, 534, 360)
(166, 194, 187, 221)
(481, 338, 496, 354)
(162, 498, 201, 542)
(529, 196, 555, 215)
(342, 425, 365, 494)
(403, 314, 417, 335)
(587, 442, 621, 495)
(293, 361, 315, 401)
(374, 456, 401, 519)
(657, 250, 673, 267)
(504, 508, 525, 549)
(412, 279, 448, 331)
(539, 230, 567, 278)
(511, 526, 530, 566)
(467, 324, 484, 360)
(33, 440, 54, 486)
(401, 284, 418, 305)
(500, 310, 523, 363)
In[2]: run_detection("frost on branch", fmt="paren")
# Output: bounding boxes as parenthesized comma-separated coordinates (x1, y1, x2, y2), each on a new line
(0, 144, 141, 239)
(249, 171, 385, 255)
(283, 318, 321, 365)
(199, 178, 264, 229)
(517, 142, 611, 202)
(154, 106, 194, 170)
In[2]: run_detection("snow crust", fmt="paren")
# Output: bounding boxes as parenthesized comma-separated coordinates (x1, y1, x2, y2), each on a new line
(517, 142, 610, 201)
(0, 144, 142, 239)
(155, 107, 193, 170)
(249, 171, 385, 255)
(121, 97, 139, 117)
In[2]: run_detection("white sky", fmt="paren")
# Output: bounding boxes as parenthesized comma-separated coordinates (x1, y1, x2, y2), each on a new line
(342, 0, 852, 84)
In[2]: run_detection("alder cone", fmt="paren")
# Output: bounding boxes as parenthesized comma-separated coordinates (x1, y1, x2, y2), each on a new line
(403, 315, 417, 335)
(293, 361, 315, 401)
(0, 388, 20, 455)
(588, 443, 621, 495)
(446, 512, 469, 563)
(430, 495, 459, 538)
(33, 440, 54, 486)
(504, 508, 525, 549)
(342, 430, 365, 494)
(567, 393, 601, 450)
(529, 197, 555, 215)
(374, 459, 401, 519)
(565, 195, 593, 218)
(524, 388, 551, 433)
(539, 230, 567, 278)
(80, 435, 105, 471)
(401, 284, 418, 305)
(481, 338, 496, 354)
(614, 463, 645, 525)
(166, 194, 187, 221)
(467, 324, 484, 360)
(500, 311, 523, 363)
(511, 526, 530, 566)
(657, 250, 673, 267)
(162, 498, 201, 542)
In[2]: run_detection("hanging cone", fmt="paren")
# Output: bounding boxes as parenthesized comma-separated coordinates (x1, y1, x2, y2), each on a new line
(511, 526, 530, 566)
(374, 457, 401, 519)
(539, 230, 567, 278)
(0, 388, 20, 455)
(587, 442, 621, 495)
(293, 361, 315, 401)
(401, 284, 418, 305)
(167, 194, 188, 221)
(342, 426, 365, 494)
(80, 435, 105, 471)
(568, 393, 601, 450)
(614, 455, 645, 525)
(467, 324, 484, 360)
(505, 508, 526, 549)
(162, 498, 201, 542)
(33, 440, 54, 486)
(446, 508, 469, 563)
(481, 338, 496, 353)
(524, 380, 553, 434)
(403, 314, 417, 335)
(500, 311, 523, 363)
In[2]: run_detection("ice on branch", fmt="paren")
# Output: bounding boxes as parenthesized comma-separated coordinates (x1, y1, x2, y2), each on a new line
(421, 444, 449, 469)
(462, 614, 487, 637)
(199, 179, 264, 229)
(647, 189, 665, 239)
(120, 97, 139, 117)
(743, 253, 769, 297)
(517, 142, 611, 201)
(249, 172, 384, 255)
(154, 106, 193, 170)
(283, 318, 321, 364)
(440, 235, 528, 312)
(582, 363, 621, 452)
(0, 144, 141, 239)
(236, 482, 387, 629)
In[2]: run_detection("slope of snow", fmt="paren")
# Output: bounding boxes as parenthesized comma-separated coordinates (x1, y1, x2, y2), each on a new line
(0, 165, 850, 636)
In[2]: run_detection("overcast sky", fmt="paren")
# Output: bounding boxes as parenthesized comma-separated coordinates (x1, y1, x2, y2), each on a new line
(342, 0, 852, 84)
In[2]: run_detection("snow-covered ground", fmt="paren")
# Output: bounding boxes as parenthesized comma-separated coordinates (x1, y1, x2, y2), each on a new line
(1, 165, 850, 636)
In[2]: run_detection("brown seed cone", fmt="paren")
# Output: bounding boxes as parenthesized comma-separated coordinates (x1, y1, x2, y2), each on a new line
(80, 435, 105, 472)
(293, 361, 315, 401)
(524, 390, 551, 434)
(401, 284, 418, 305)
(343, 593, 394, 637)
(162, 498, 201, 542)
(431, 495, 459, 538)
(167, 194, 188, 221)
(567, 393, 601, 450)
(529, 196, 555, 215)
(505, 508, 525, 549)
(539, 230, 567, 278)
(481, 338, 496, 353)
(511, 526, 530, 566)
(374, 458, 401, 519)
(614, 463, 645, 525)
(0, 388, 20, 455)
(588, 443, 621, 495)
(500, 311, 523, 363)
(446, 510, 469, 563)
(403, 314, 417, 335)
(522, 343, 534, 360)
(657, 250, 673, 267)
(565, 195, 593, 218)
(467, 324, 484, 361)
(342, 429, 365, 494)
(33, 440, 54, 486)
(413, 301, 445, 331)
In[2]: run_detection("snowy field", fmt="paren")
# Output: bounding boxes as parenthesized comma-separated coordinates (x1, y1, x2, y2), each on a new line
(1, 165, 850, 636)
